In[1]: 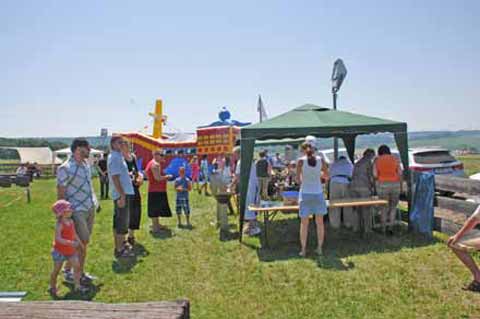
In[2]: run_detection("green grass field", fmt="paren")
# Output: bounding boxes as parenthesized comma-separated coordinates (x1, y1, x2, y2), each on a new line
(1, 179, 480, 318)
(459, 155, 480, 176)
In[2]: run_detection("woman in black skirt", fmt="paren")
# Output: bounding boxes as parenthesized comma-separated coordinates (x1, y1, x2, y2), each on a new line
(146, 150, 173, 233)
(121, 144, 144, 245)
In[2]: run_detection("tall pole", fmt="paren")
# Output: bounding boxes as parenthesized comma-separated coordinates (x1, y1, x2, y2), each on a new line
(333, 91, 338, 160)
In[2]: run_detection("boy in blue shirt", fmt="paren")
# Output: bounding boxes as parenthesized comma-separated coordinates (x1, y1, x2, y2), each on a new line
(175, 167, 192, 228)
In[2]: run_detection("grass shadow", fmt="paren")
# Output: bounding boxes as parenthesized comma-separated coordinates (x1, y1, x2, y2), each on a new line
(61, 282, 104, 301)
(219, 230, 240, 242)
(111, 242, 149, 274)
(150, 228, 173, 240)
(250, 215, 439, 268)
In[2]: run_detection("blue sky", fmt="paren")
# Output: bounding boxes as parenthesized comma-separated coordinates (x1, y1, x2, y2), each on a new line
(1, 0, 479, 137)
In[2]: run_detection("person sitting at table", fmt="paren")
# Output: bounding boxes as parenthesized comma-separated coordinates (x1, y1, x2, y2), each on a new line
(373, 145, 403, 235)
(351, 149, 376, 233)
(296, 140, 329, 257)
(328, 156, 354, 231)
(284, 161, 299, 191)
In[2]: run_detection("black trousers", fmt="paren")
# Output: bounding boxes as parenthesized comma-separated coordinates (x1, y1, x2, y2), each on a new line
(100, 175, 109, 199)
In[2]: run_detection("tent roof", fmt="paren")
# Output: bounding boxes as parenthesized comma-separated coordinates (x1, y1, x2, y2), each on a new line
(54, 147, 104, 155)
(242, 104, 407, 140)
(1, 147, 63, 165)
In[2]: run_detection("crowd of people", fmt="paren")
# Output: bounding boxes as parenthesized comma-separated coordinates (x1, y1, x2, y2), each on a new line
(47, 135, 480, 296)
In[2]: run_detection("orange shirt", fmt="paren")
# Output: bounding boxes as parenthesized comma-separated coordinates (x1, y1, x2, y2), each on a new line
(376, 155, 400, 183)
(53, 220, 76, 256)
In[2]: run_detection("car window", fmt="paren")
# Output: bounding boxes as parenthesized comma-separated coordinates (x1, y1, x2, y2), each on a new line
(413, 151, 456, 164)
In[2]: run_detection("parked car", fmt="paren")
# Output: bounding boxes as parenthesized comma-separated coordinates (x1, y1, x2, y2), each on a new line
(408, 148, 465, 177)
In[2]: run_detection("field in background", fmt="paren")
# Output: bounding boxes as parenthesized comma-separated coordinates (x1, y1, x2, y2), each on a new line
(458, 155, 480, 176)
(0, 179, 479, 318)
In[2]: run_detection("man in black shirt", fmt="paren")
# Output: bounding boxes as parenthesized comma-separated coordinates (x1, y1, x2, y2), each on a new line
(97, 153, 109, 199)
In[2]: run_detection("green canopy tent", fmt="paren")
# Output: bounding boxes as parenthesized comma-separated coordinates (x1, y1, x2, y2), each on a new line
(239, 104, 410, 242)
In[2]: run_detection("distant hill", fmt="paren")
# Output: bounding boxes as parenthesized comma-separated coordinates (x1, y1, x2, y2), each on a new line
(1, 130, 480, 155)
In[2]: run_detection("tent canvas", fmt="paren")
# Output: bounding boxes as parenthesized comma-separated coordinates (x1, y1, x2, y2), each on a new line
(1, 147, 63, 165)
(239, 104, 410, 241)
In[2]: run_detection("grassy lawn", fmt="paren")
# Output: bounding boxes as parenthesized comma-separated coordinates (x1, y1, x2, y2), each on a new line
(459, 154, 480, 176)
(1, 179, 480, 318)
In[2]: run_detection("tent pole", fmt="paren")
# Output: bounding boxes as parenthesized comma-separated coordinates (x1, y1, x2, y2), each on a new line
(333, 92, 339, 160)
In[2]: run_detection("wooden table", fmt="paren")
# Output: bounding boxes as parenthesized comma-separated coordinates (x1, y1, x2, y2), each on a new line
(248, 197, 389, 246)
(0, 300, 190, 319)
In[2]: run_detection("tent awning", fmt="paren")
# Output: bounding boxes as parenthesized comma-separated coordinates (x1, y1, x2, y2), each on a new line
(238, 104, 410, 242)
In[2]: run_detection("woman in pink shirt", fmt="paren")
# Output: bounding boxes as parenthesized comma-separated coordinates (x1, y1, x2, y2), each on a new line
(190, 156, 200, 192)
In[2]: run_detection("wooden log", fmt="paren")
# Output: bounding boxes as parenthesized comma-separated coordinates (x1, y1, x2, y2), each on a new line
(435, 196, 478, 217)
(0, 300, 190, 319)
(435, 175, 480, 195)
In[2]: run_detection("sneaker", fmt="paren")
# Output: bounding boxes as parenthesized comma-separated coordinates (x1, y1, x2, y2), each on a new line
(114, 247, 135, 258)
(127, 236, 135, 246)
(249, 226, 261, 236)
(63, 269, 75, 284)
(75, 285, 90, 294)
(80, 273, 96, 285)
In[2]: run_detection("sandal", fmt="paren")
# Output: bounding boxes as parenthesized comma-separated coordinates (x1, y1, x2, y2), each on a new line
(462, 280, 480, 292)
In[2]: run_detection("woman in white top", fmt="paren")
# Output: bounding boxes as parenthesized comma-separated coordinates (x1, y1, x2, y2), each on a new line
(296, 141, 329, 257)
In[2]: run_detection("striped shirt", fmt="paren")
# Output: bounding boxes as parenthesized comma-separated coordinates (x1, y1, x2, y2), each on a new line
(56, 158, 95, 212)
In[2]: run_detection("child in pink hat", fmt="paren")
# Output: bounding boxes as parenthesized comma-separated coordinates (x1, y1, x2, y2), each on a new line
(49, 200, 87, 297)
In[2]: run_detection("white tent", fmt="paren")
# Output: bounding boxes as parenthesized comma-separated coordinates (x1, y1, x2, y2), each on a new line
(54, 147, 104, 165)
(54, 147, 104, 156)
(5, 147, 63, 165)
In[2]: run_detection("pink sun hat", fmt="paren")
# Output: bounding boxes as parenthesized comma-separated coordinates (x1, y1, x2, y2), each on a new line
(52, 200, 73, 217)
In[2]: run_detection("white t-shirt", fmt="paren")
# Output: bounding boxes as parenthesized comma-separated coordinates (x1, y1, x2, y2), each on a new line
(299, 156, 323, 194)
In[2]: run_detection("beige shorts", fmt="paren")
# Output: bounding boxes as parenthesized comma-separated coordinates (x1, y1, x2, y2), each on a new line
(72, 209, 95, 243)
(452, 232, 480, 253)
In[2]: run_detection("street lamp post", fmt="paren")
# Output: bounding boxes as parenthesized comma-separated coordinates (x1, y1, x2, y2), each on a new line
(331, 58, 347, 161)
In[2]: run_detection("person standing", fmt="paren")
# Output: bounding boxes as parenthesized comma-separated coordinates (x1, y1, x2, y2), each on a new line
(256, 150, 272, 201)
(174, 167, 192, 228)
(373, 145, 403, 235)
(145, 150, 173, 233)
(120, 143, 143, 246)
(190, 156, 200, 192)
(108, 135, 135, 258)
(56, 138, 97, 285)
(97, 153, 109, 200)
(329, 156, 354, 230)
(296, 141, 329, 257)
(351, 149, 376, 233)
(199, 154, 210, 196)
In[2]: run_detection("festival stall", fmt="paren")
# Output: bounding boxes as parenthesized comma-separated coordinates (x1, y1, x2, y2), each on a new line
(238, 104, 410, 242)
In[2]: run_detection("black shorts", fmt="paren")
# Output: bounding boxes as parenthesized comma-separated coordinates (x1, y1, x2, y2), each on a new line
(113, 196, 131, 235)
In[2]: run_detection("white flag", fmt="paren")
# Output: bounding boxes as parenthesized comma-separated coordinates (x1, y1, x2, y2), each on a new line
(257, 95, 268, 122)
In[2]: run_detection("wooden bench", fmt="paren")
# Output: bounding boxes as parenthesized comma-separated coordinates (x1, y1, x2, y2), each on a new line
(248, 197, 388, 246)
(0, 300, 190, 319)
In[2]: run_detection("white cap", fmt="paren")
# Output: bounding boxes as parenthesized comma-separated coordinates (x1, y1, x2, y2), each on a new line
(305, 135, 317, 147)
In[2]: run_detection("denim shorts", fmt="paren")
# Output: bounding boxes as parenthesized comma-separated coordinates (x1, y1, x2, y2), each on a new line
(51, 250, 77, 263)
(299, 193, 328, 218)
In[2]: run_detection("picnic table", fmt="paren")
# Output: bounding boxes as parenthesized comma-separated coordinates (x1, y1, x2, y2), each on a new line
(248, 197, 389, 246)
(0, 300, 190, 319)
